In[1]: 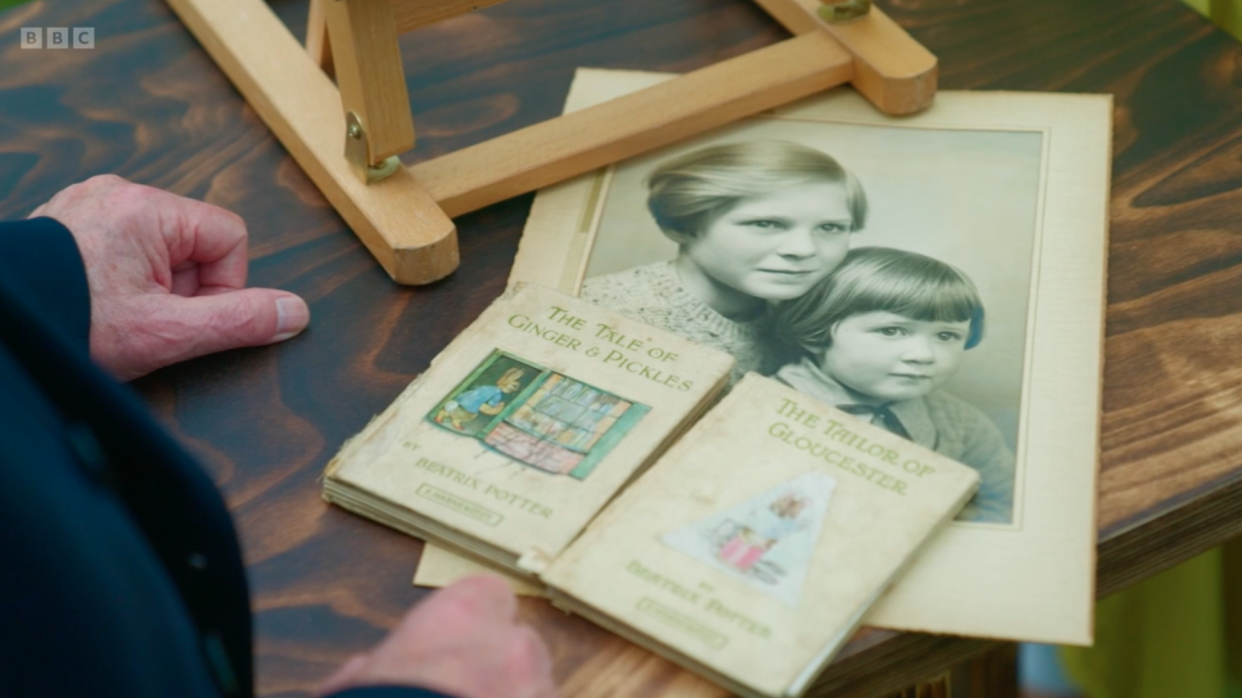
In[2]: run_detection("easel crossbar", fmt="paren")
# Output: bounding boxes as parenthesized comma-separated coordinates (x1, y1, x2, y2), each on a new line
(412, 32, 853, 218)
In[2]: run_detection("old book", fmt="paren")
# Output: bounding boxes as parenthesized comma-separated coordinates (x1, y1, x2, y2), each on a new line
(540, 375, 981, 698)
(323, 283, 734, 577)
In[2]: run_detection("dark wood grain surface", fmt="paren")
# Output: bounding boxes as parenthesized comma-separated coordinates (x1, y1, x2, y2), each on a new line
(3, 0, 1242, 696)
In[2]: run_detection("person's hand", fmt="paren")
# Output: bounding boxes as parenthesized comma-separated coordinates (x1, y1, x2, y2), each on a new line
(28, 175, 310, 380)
(316, 576, 558, 698)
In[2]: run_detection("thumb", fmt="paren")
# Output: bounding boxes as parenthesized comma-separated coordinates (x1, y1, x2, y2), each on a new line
(165, 289, 310, 360)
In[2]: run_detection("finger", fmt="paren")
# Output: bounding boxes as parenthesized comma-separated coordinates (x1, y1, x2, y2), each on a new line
(395, 575, 518, 640)
(147, 188, 251, 290)
(509, 625, 557, 698)
(171, 263, 200, 297)
(149, 289, 310, 363)
(434, 575, 519, 623)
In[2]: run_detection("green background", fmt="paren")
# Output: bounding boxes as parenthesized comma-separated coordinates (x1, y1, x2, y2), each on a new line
(0, 0, 34, 10)
(1187, 0, 1242, 39)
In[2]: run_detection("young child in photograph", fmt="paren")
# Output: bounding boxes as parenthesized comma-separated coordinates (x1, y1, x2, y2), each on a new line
(773, 247, 1015, 523)
(581, 140, 868, 383)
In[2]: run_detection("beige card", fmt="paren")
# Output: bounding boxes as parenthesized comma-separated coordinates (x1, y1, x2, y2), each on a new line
(502, 70, 1109, 644)
(542, 375, 980, 698)
(325, 284, 734, 574)
(413, 543, 545, 597)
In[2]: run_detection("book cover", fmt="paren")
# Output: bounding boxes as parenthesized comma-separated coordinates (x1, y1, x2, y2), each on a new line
(324, 283, 734, 576)
(541, 375, 980, 698)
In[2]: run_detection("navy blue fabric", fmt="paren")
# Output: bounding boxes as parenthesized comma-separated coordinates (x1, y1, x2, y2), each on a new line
(0, 218, 448, 698)
(0, 217, 90, 348)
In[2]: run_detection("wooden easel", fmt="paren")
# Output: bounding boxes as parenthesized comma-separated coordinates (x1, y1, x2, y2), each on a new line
(165, 0, 935, 284)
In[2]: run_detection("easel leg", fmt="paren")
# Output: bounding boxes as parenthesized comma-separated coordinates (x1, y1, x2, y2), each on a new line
(167, 0, 457, 285)
(321, 0, 415, 162)
(306, 0, 333, 77)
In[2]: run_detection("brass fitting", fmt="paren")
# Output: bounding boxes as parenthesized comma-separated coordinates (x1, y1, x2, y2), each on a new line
(817, 0, 871, 23)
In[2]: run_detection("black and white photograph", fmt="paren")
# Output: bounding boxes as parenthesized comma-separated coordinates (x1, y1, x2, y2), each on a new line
(571, 117, 1043, 526)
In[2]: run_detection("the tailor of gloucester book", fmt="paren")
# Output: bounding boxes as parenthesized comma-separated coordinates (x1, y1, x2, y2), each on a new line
(540, 375, 980, 698)
(323, 283, 735, 578)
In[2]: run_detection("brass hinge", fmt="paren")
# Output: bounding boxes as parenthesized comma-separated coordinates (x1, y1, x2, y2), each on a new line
(345, 111, 401, 184)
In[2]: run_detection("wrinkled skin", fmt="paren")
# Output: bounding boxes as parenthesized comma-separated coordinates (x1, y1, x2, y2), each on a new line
(30, 175, 310, 380)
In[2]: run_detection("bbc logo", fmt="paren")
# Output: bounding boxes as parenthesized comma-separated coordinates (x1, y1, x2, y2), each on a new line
(20, 27, 95, 50)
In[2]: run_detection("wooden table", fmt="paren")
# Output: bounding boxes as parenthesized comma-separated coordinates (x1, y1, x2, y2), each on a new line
(4, 0, 1242, 695)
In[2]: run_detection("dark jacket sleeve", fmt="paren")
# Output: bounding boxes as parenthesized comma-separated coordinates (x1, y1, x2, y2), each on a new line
(0, 217, 90, 348)
(0, 216, 250, 698)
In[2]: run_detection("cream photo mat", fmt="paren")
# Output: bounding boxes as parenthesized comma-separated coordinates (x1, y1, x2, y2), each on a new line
(421, 70, 1109, 644)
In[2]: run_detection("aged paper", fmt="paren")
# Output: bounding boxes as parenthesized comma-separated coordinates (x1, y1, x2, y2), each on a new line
(413, 543, 545, 596)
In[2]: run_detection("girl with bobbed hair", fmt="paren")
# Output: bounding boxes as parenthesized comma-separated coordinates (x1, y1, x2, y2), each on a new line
(581, 140, 868, 383)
